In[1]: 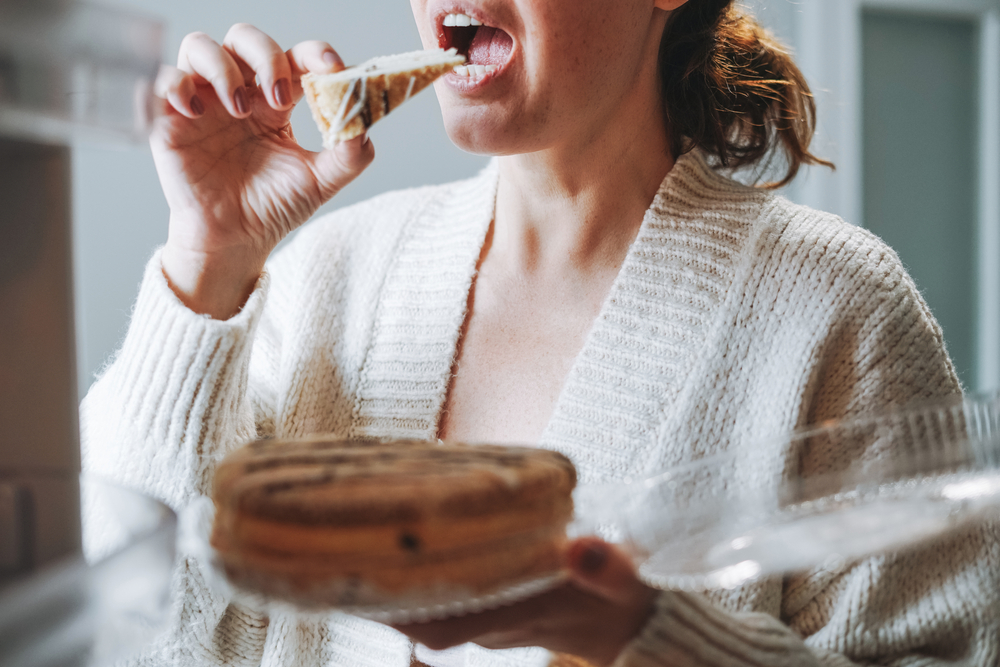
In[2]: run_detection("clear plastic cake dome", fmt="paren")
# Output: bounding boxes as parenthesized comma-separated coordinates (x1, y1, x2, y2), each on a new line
(573, 391, 1000, 591)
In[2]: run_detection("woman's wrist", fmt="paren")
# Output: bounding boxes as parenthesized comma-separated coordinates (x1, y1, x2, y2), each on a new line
(160, 242, 266, 320)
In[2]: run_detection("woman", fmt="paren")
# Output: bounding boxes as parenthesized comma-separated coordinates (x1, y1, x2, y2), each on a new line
(81, 0, 998, 665)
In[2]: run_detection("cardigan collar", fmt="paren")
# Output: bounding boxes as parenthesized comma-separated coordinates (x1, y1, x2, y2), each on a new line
(352, 152, 765, 483)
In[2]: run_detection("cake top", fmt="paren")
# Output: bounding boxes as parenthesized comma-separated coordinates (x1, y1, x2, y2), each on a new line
(309, 48, 466, 83)
(213, 438, 577, 526)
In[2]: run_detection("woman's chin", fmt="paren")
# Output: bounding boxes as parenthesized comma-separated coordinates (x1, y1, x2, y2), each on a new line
(442, 114, 536, 158)
(444, 126, 505, 157)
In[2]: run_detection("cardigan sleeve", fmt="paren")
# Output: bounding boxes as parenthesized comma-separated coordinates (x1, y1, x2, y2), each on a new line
(80, 247, 271, 511)
(612, 241, 999, 667)
(619, 513, 997, 667)
(80, 245, 417, 667)
(783, 246, 998, 664)
(78, 247, 272, 664)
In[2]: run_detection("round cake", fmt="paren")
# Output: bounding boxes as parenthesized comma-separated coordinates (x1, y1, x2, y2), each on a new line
(210, 437, 577, 609)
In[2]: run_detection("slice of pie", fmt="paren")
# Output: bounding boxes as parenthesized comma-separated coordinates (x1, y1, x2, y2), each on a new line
(302, 48, 465, 148)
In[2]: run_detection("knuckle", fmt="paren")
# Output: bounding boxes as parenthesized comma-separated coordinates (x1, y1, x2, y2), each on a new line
(181, 31, 211, 47)
(317, 42, 338, 57)
(225, 22, 268, 47)
(224, 22, 252, 39)
(155, 66, 183, 93)
(208, 71, 233, 89)
(268, 51, 290, 74)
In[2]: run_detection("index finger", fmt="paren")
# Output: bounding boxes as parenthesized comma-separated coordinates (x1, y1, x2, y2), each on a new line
(286, 41, 345, 105)
(288, 40, 344, 78)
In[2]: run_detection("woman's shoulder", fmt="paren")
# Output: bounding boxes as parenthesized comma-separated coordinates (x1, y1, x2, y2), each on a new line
(675, 152, 890, 246)
(750, 194, 947, 367)
(671, 154, 931, 329)
(666, 152, 909, 288)
(760, 195, 911, 292)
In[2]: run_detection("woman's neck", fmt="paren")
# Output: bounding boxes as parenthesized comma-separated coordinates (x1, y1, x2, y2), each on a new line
(493, 85, 674, 280)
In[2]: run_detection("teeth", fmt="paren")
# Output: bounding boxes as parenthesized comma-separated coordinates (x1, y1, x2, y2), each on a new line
(444, 13, 483, 27)
(452, 64, 498, 78)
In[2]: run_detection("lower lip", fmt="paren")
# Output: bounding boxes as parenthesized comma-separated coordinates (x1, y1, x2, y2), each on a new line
(443, 59, 512, 92)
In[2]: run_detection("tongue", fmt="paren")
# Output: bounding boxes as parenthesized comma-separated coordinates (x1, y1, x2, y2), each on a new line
(467, 27, 513, 67)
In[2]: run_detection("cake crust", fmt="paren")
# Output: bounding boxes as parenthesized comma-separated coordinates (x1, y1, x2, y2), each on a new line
(211, 438, 577, 608)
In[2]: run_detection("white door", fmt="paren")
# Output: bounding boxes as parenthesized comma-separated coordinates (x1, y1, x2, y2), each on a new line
(748, 0, 1000, 392)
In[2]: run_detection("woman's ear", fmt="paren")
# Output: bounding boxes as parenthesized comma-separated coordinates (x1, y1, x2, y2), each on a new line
(654, 0, 691, 10)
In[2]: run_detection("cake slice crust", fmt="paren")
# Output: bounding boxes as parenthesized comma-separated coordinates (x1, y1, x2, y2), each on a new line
(302, 48, 465, 147)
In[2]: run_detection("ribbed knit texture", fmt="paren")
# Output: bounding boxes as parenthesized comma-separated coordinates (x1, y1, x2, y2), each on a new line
(81, 153, 998, 667)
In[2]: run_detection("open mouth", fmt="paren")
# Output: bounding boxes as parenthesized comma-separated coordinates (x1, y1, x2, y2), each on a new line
(440, 12, 514, 78)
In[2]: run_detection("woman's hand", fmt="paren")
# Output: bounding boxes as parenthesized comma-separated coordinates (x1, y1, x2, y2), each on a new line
(152, 24, 375, 319)
(394, 538, 658, 667)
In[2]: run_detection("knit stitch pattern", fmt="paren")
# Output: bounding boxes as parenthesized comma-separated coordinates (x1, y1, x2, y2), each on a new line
(81, 153, 998, 667)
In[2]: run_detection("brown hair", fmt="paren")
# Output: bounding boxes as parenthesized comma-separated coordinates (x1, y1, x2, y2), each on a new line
(659, 1, 834, 188)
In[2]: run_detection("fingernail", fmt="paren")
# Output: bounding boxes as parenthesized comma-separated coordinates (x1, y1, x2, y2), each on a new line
(322, 50, 341, 69)
(233, 86, 249, 115)
(361, 131, 370, 146)
(579, 545, 607, 573)
(190, 94, 205, 116)
(274, 78, 291, 107)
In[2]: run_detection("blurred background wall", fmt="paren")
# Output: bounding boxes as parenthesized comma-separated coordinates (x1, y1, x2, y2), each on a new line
(72, 0, 1000, 398)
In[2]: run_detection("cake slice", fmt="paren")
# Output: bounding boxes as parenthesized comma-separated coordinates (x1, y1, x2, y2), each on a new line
(302, 48, 466, 148)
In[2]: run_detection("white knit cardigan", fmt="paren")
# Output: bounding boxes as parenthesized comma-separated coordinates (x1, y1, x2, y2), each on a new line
(81, 152, 999, 667)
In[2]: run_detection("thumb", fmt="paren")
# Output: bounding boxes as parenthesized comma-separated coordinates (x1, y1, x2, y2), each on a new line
(566, 537, 646, 604)
(311, 133, 376, 201)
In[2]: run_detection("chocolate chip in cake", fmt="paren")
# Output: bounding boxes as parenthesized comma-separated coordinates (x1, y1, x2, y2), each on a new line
(398, 532, 421, 552)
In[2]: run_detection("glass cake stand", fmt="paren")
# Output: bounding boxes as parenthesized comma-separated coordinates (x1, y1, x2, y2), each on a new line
(573, 392, 1000, 591)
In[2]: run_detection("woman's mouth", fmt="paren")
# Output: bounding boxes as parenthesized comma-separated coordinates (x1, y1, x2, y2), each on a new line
(439, 12, 514, 83)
